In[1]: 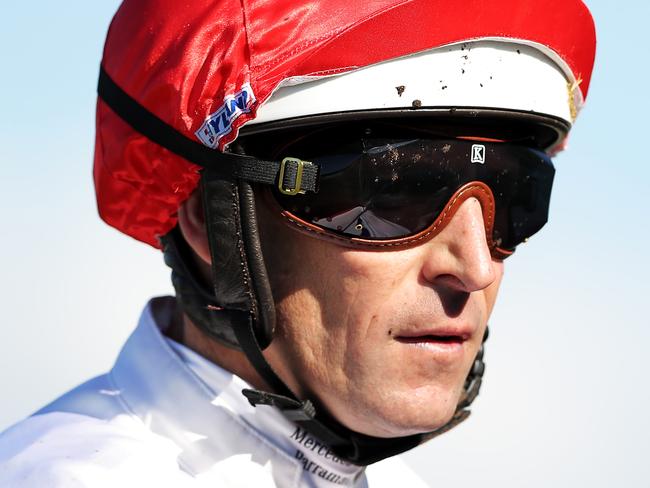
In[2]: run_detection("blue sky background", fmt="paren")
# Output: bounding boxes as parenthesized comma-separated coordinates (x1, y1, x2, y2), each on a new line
(1, 1, 648, 486)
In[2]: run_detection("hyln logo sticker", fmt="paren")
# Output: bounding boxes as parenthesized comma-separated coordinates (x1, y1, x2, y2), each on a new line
(471, 144, 486, 164)
(196, 83, 256, 148)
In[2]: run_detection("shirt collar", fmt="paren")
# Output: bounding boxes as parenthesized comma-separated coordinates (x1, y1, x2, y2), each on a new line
(111, 297, 366, 487)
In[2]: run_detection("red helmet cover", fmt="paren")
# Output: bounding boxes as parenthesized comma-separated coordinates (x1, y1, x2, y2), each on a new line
(94, 0, 596, 247)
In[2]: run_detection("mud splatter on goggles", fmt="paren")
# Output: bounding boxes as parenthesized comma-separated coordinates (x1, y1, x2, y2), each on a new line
(266, 129, 555, 259)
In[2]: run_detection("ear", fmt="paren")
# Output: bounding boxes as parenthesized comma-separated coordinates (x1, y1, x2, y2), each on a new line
(177, 190, 212, 265)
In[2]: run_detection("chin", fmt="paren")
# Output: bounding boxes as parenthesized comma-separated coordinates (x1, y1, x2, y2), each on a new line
(389, 403, 461, 437)
(342, 383, 465, 439)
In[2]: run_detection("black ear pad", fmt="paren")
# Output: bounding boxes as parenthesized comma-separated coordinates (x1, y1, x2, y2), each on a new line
(199, 168, 275, 349)
(236, 179, 277, 346)
(160, 170, 276, 351)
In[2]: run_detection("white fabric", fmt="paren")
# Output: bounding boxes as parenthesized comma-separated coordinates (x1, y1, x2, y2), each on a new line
(0, 297, 429, 488)
(251, 40, 578, 126)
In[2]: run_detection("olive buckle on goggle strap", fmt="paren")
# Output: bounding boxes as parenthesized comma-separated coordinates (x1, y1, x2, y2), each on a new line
(278, 157, 310, 195)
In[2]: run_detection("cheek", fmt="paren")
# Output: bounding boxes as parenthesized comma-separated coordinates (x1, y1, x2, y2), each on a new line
(265, 241, 415, 399)
(325, 251, 414, 345)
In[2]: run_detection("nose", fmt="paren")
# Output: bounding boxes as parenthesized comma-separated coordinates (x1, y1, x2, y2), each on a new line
(421, 197, 498, 293)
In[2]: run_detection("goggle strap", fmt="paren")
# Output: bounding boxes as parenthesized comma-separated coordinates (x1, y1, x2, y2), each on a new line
(97, 66, 319, 193)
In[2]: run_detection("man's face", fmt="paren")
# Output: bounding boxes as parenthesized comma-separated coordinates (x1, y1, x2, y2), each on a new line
(258, 193, 503, 438)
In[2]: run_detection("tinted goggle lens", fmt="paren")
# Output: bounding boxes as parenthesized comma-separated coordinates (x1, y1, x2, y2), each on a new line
(273, 138, 554, 257)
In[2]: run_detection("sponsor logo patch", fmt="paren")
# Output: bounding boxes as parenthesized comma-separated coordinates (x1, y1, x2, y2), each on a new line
(195, 83, 256, 148)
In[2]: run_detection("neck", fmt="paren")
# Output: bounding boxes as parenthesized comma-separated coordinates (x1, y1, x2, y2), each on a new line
(171, 311, 272, 393)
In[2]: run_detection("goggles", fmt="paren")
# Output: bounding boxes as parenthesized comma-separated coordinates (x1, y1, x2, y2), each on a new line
(264, 126, 555, 259)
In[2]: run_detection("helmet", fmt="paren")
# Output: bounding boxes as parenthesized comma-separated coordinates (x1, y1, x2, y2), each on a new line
(94, 0, 596, 465)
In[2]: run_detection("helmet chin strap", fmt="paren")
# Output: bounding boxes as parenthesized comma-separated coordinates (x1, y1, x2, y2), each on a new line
(181, 167, 489, 466)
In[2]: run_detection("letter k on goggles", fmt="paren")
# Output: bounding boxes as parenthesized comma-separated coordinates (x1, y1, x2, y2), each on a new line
(268, 134, 555, 260)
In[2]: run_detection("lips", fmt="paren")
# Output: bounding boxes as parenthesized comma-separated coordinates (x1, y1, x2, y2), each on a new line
(392, 326, 473, 358)
(394, 326, 472, 343)
(395, 334, 466, 345)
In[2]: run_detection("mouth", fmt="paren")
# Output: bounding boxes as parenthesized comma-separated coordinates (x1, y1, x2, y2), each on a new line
(394, 334, 467, 346)
(392, 328, 472, 358)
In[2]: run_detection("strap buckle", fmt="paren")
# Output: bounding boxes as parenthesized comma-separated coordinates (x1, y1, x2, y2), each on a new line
(242, 388, 316, 421)
(278, 157, 308, 195)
